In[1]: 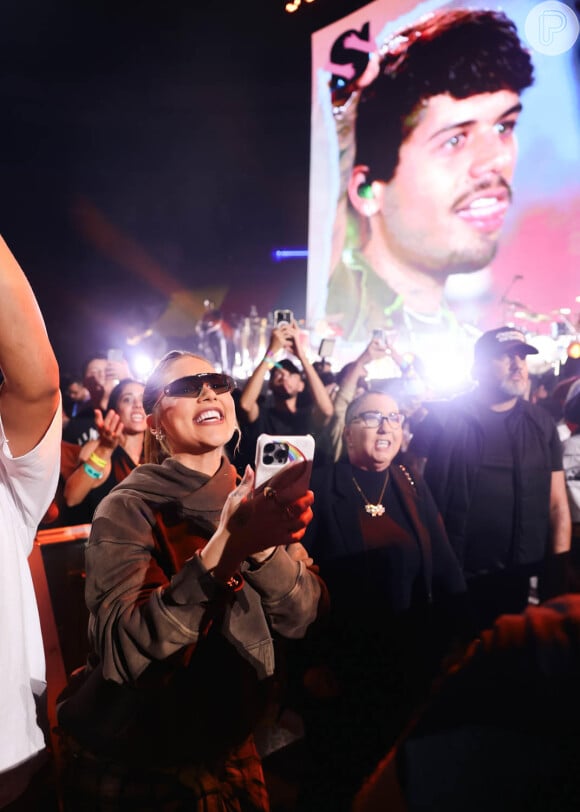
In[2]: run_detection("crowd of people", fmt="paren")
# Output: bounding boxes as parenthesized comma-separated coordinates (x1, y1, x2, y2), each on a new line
(1, 3, 579, 809)
(1, 251, 577, 810)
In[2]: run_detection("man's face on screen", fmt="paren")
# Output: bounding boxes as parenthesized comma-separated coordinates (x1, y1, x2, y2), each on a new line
(374, 89, 521, 278)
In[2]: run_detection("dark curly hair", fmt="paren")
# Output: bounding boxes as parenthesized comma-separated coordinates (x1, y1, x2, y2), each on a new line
(355, 8, 534, 183)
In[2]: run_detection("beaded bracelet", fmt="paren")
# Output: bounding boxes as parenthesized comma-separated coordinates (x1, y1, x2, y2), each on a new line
(89, 451, 107, 469)
(83, 462, 104, 480)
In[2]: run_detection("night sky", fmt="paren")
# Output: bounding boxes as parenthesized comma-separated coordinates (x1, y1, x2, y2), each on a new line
(1, 0, 367, 374)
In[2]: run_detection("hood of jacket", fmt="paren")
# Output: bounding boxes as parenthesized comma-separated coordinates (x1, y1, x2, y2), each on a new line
(107, 455, 237, 513)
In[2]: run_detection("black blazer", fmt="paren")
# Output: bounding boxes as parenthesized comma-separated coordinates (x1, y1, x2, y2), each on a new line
(305, 461, 465, 609)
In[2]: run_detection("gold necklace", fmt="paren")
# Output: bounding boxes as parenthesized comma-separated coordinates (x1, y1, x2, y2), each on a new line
(352, 469, 390, 517)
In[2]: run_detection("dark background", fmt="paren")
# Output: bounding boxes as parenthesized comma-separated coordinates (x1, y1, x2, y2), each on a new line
(1, 0, 368, 374)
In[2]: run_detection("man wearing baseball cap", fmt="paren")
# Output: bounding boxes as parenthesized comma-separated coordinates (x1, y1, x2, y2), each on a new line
(473, 327, 539, 366)
(421, 326, 571, 631)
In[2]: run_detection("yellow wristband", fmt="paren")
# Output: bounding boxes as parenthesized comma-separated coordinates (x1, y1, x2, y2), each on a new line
(89, 451, 108, 468)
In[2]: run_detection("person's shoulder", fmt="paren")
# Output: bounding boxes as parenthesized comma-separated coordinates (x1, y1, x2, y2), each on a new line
(416, 397, 472, 431)
(0, 401, 61, 471)
(517, 398, 558, 431)
(90, 485, 157, 541)
(92, 484, 142, 514)
(563, 432, 580, 450)
(448, 390, 480, 412)
(311, 460, 348, 499)
(393, 461, 434, 502)
(93, 464, 163, 514)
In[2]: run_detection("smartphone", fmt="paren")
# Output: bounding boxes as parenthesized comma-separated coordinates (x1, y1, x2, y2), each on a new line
(318, 337, 336, 358)
(254, 433, 315, 500)
(107, 348, 124, 362)
(371, 328, 386, 347)
(274, 309, 294, 326)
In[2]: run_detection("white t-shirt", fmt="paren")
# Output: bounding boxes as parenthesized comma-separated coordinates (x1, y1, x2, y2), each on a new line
(563, 433, 580, 523)
(0, 405, 61, 774)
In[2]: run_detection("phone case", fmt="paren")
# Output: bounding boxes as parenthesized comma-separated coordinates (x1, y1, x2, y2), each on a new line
(254, 434, 315, 497)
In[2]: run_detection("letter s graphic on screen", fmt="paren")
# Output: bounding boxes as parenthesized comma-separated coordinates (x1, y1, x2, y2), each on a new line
(327, 22, 372, 92)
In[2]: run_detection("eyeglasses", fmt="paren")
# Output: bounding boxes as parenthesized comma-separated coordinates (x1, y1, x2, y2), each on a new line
(155, 373, 235, 409)
(350, 410, 404, 429)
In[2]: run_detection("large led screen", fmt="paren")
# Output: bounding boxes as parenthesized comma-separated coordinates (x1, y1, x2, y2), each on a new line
(307, 0, 579, 389)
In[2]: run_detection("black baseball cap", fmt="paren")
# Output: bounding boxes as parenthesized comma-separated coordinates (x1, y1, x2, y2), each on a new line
(474, 327, 539, 362)
(276, 358, 303, 376)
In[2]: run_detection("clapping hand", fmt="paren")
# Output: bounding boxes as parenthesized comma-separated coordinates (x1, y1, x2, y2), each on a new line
(206, 465, 313, 572)
(94, 408, 124, 450)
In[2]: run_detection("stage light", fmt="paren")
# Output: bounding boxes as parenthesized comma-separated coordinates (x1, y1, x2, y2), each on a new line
(126, 328, 153, 347)
(132, 352, 155, 380)
(285, 0, 316, 12)
(365, 331, 475, 398)
(568, 340, 580, 360)
(272, 248, 309, 261)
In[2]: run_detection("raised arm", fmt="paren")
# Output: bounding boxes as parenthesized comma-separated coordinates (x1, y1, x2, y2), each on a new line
(238, 326, 287, 423)
(326, 338, 388, 461)
(0, 236, 59, 456)
(549, 470, 571, 554)
(287, 321, 334, 426)
(63, 409, 124, 507)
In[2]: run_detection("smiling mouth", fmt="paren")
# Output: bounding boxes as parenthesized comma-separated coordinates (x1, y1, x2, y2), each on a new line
(376, 439, 391, 448)
(195, 409, 223, 424)
(454, 187, 511, 233)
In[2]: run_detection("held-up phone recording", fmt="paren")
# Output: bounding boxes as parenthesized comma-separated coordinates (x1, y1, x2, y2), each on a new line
(318, 338, 336, 358)
(371, 328, 386, 347)
(254, 433, 315, 501)
(274, 309, 294, 326)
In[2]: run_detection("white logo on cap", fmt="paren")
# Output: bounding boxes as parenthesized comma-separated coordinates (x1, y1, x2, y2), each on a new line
(495, 330, 526, 344)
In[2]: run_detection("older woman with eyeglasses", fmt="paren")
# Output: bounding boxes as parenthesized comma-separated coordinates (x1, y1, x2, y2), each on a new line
(57, 351, 323, 812)
(297, 389, 466, 812)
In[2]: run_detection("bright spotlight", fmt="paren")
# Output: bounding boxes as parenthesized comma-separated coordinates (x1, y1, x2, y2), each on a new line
(132, 352, 155, 380)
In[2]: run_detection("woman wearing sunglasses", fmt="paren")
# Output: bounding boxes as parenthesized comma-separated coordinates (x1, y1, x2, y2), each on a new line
(298, 389, 466, 811)
(57, 351, 322, 811)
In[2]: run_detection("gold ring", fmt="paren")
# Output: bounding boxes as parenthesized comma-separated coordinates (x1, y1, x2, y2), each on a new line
(263, 486, 277, 500)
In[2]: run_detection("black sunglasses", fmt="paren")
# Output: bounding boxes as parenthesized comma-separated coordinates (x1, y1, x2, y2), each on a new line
(153, 373, 235, 410)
